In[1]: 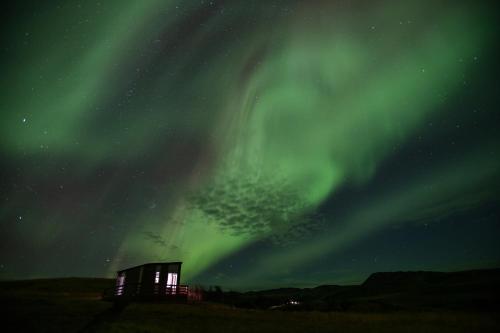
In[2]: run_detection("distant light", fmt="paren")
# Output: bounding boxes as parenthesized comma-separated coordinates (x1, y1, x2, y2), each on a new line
(155, 271, 160, 283)
(22, 118, 26, 123)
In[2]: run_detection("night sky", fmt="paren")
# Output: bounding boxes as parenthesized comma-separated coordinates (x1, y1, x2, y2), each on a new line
(1, 0, 499, 290)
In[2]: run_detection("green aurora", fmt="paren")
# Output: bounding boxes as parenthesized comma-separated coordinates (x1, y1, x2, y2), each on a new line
(1, 0, 499, 289)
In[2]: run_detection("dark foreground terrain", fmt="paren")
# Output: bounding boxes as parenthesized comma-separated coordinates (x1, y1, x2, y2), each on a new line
(1, 269, 499, 332)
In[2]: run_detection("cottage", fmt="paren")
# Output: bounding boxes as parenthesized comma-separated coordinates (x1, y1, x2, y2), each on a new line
(104, 262, 188, 301)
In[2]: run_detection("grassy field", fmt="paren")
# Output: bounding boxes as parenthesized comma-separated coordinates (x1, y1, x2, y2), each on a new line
(95, 303, 500, 333)
(1, 278, 499, 332)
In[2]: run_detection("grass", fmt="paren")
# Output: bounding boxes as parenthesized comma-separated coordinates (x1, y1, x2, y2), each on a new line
(95, 303, 499, 333)
(1, 278, 498, 332)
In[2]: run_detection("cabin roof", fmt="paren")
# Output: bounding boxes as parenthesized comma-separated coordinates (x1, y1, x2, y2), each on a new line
(117, 261, 182, 273)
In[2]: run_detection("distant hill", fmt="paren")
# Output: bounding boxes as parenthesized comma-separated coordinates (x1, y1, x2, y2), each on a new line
(212, 268, 500, 311)
(363, 268, 500, 290)
(0, 277, 114, 298)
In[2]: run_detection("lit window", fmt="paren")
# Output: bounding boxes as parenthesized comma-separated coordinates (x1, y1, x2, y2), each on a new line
(116, 273, 126, 296)
(166, 273, 178, 294)
(154, 271, 160, 284)
(167, 272, 178, 286)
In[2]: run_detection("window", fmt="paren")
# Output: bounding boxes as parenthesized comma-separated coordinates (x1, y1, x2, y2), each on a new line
(166, 272, 177, 286)
(166, 273, 178, 294)
(116, 273, 126, 296)
(154, 271, 160, 284)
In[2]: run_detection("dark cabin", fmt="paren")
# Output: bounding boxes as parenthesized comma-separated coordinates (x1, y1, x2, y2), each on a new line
(103, 262, 188, 301)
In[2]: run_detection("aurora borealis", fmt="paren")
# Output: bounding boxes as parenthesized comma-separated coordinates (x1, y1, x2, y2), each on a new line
(1, 0, 499, 289)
